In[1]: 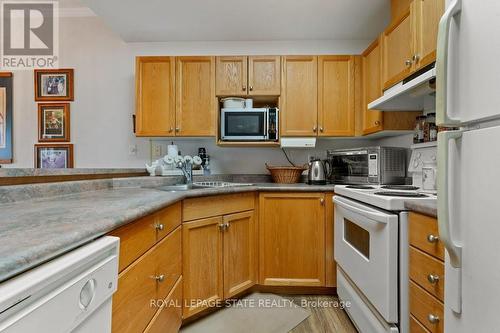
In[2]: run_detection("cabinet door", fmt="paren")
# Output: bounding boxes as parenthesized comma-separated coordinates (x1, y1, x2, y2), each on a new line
(248, 56, 281, 95)
(382, 8, 414, 90)
(413, 0, 445, 70)
(362, 38, 384, 135)
(259, 193, 326, 286)
(216, 56, 248, 96)
(176, 56, 216, 136)
(318, 55, 355, 136)
(182, 216, 224, 318)
(135, 56, 175, 136)
(281, 56, 318, 137)
(223, 211, 256, 299)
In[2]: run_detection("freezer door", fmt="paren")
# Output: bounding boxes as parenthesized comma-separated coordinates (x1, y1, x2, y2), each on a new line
(437, 0, 500, 125)
(439, 125, 500, 332)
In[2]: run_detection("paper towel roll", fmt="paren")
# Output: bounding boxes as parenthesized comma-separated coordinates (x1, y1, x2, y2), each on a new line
(167, 144, 178, 157)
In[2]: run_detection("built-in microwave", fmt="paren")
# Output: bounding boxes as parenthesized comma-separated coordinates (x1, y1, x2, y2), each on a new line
(220, 107, 279, 141)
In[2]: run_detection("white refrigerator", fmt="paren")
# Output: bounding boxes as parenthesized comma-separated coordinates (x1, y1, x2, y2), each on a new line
(437, 0, 500, 332)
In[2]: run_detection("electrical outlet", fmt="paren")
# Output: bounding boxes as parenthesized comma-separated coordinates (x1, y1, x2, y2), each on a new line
(128, 144, 137, 156)
(152, 143, 163, 160)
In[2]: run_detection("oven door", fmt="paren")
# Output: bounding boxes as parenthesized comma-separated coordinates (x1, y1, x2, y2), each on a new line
(221, 110, 267, 140)
(333, 195, 398, 323)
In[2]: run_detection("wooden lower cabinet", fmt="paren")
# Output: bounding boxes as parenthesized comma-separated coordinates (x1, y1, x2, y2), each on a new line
(259, 193, 326, 286)
(182, 216, 224, 318)
(144, 276, 183, 333)
(112, 226, 182, 333)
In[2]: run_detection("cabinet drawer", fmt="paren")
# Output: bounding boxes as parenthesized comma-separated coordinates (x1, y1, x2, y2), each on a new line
(111, 203, 181, 272)
(112, 227, 182, 333)
(410, 314, 431, 333)
(409, 212, 444, 261)
(183, 193, 255, 221)
(144, 276, 183, 333)
(409, 247, 444, 301)
(409, 281, 444, 333)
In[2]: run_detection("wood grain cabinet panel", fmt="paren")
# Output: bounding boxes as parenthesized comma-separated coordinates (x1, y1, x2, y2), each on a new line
(182, 192, 255, 222)
(409, 212, 444, 261)
(248, 56, 281, 95)
(318, 56, 355, 136)
(410, 281, 444, 333)
(144, 276, 183, 333)
(413, 0, 445, 69)
(259, 193, 326, 286)
(182, 216, 224, 318)
(410, 314, 431, 333)
(216, 56, 248, 96)
(112, 227, 182, 333)
(135, 56, 176, 136)
(223, 211, 257, 298)
(176, 56, 216, 136)
(362, 38, 384, 135)
(281, 56, 318, 137)
(409, 247, 445, 302)
(382, 8, 414, 90)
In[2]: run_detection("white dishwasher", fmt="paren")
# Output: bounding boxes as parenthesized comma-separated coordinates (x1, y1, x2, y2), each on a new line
(0, 236, 119, 333)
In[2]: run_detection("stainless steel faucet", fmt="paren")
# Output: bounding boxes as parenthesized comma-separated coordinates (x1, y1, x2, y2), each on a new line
(176, 160, 193, 184)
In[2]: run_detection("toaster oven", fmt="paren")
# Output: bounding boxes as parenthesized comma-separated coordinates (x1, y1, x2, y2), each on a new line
(327, 147, 409, 185)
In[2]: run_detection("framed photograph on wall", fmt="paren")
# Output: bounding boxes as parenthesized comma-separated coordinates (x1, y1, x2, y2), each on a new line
(0, 72, 13, 164)
(38, 103, 70, 142)
(34, 69, 74, 101)
(34, 144, 74, 169)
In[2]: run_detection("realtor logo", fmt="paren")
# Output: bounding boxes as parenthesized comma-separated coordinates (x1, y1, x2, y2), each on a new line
(0, 1, 59, 70)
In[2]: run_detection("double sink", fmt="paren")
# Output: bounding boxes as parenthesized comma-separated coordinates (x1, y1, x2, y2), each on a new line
(155, 181, 253, 192)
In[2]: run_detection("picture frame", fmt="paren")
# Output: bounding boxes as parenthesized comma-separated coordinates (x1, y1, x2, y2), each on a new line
(38, 103, 70, 142)
(34, 69, 74, 101)
(34, 144, 74, 169)
(0, 72, 13, 164)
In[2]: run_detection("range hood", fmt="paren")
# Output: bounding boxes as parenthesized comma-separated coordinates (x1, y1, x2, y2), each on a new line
(368, 65, 436, 111)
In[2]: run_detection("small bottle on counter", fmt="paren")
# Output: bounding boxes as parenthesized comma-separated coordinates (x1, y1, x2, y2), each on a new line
(424, 112, 437, 142)
(414, 115, 426, 143)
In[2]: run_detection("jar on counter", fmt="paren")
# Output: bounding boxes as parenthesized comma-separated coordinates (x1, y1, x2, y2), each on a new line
(424, 112, 437, 142)
(414, 115, 426, 143)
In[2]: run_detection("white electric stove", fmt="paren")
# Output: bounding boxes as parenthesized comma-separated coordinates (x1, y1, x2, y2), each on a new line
(333, 184, 436, 333)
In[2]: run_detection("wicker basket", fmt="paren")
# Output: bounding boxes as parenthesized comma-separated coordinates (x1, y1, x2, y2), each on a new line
(265, 163, 307, 184)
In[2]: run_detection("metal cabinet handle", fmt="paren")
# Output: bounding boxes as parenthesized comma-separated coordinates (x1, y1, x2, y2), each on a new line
(175, 127, 180, 132)
(374, 120, 381, 126)
(249, 86, 253, 91)
(427, 234, 439, 243)
(405, 59, 413, 67)
(242, 86, 246, 91)
(225, 222, 230, 229)
(313, 126, 317, 133)
(218, 223, 225, 231)
(152, 274, 165, 283)
(412, 54, 420, 62)
(319, 127, 324, 132)
(155, 223, 164, 231)
(428, 314, 440, 324)
(320, 198, 325, 205)
(427, 274, 440, 284)
(169, 127, 173, 133)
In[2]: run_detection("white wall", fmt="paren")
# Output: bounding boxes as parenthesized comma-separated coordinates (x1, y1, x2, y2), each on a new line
(3, 15, 412, 174)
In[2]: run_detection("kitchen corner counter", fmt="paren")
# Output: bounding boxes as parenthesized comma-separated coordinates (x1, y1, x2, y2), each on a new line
(0, 180, 334, 284)
(405, 199, 437, 218)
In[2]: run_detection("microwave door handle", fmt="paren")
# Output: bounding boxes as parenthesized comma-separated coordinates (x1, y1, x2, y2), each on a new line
(436, 0, 462, 126)
(264, 110, 269, 140)
(437, 130, 463, 314)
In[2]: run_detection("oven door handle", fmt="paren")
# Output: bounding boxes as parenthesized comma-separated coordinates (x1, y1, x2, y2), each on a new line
(333, 196, 390, 224)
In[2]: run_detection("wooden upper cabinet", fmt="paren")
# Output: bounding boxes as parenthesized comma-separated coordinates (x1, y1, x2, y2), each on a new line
(216, 56, 247, 96)
(413, 0, 445, 70)
(182, 216, 224, 318)
(175, 56, 216, 136)
(248, 56, 281, 95)
(362, 38, 384, 135)
(281, 56, 318, 137)
(259, 193, 326, 286)
(382, 8, 413, 90)
(135, 56, 175, 136)
(223, 211, 256, 299)
(318, 56, 355, 137)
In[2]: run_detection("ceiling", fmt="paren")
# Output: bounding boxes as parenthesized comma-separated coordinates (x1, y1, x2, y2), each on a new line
(78, 0, 390, 43)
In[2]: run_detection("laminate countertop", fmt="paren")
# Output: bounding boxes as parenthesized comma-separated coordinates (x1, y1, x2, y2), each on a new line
(0, 181, 335, 284)
(404, 199, 438, 218)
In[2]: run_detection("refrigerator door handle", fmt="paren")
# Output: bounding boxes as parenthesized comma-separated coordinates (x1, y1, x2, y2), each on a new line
(436, 0, 462, 126)
(437, 130, 463, 268)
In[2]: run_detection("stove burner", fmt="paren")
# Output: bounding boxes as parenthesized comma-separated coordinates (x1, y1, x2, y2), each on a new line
(346, 185, 376, 190)
(381, 185, 420, 191)
(374, 191, 428, 198)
